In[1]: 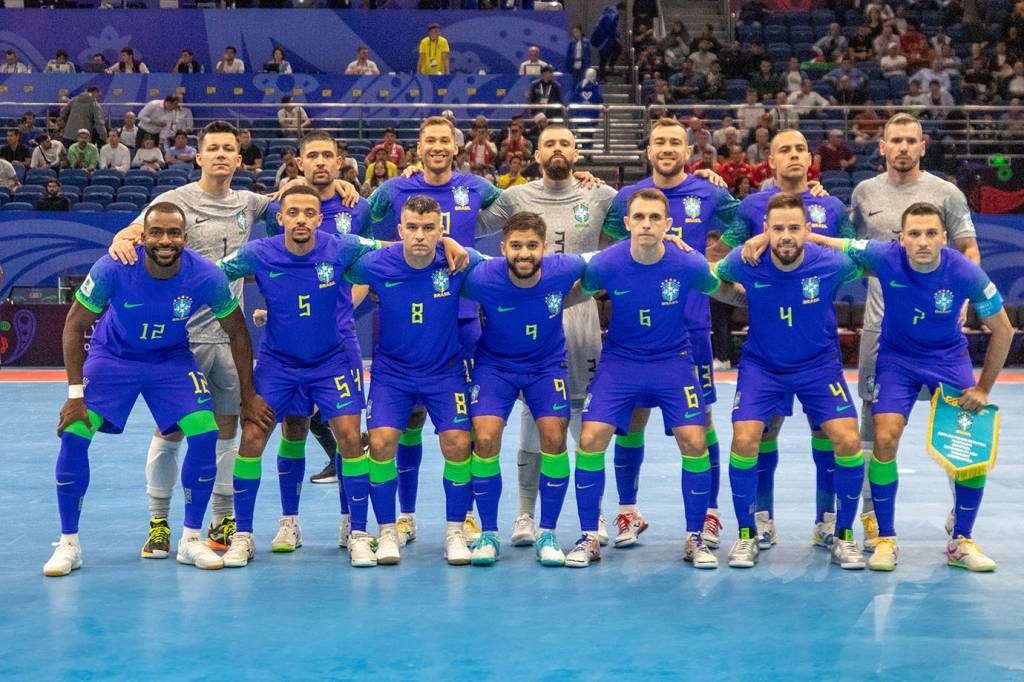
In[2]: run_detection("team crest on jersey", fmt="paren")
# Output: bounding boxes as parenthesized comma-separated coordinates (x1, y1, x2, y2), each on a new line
(684, 196, 702, 223)
(453, 185, 470, 210)
(732, 390, 741, 410)
(432, 269, 451, 297)
(934, 289, 954, 313)
(471, 384, 480, 404)
(172, 295, 193, 321)
(661, 278, 680, 304)
(572, 202, 589, 227)
(236, 212, 249, 235)
(807, 204, 827, 227)
(802, 276, 820, 304)
(316, 262, 336, 288)
(336, 212, 352, 234)
(545, 292, 564, 317)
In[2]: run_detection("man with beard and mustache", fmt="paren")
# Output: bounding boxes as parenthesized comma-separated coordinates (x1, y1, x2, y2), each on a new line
(714, 192, 867, 571)
(44, 203, 272, 577)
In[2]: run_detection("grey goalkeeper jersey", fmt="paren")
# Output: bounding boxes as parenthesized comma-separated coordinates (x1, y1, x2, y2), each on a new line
(136, 182, 271, 343)
(850, 171, 976, 333)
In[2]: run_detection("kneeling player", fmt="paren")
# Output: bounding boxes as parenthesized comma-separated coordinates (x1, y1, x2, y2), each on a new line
(716, 192, 866, 570)
(44, 203, 273, 576)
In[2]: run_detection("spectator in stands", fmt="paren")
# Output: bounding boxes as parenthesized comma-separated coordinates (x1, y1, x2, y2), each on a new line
(0, 157, 18, 191)
(119, 112, 138, 150)
(138, 96, 179, 146)
(717, 144, 753, 187)
(106, 48, 149, 74)
(690, 24, 721, 53)
(362, 155, 394, 195)
(814, 129, 855, 171)
(1002, 98, 1024, 145)
(686, 146, 718, 173)
(833, 74, 867, 106)
(45, 50, 76, 74)
(571, 68, 603, 121)
(771, 91, 798, 129)
(712, 117, 738, 147)
(925, 80, 955, 118)
(900, 20, 930, 73)
(990, 41, 1016, 83)
(405, 145, 421, 170)
(746, 126, 771, 164)
(902, 79, 930, 114)
(418, 23, 450, 75)
(274, 148, 297, 187)
(963, 56, 994, 102)
(500, 118, 532, 164)
(873, 23, 899, 58)
(440, 111, 465, 147)
(852, 103, 883, 142)
(849, 25, 875, 62)
(82, 53, 107, 74)
(737, 88, 766, 130)
(591, 2, 624, 81)
(366, 128, 406, 168)
(1, 49, 31, 74)
(790, 78, 831, 118)
(1005, 62, 1024, 100)
(825, 59, 867, 90)
(466, 118, 498, 167)
(496, 154, 527, 189)
(265, 48, 293, 74)
(864, 0, 894, 21)
(689, 38, 718, 77)
(173, 50, 203, 74)
(528, 66, 563, 114)
(939, 45, 962, 76)
(704, 61, 726, 99)
(99, 129, 131, 173)
(669, 58, 704, 100)
(345, 46, 380, 75)
(519, 45, 550, 77)
(61, 87, 105, 149)
(880, 43, 908, 76)
(239, 129, 262, 172)
(731, 175, 752, 199)
(566, 25, 592, 84)
(165, 131, 197, 166)
(659, 20, 690, 68)
(19, 112, 42, 142)
(632, 23, 657, 53)
(167, 98, 194, 146)
(278, 156, 301, 188)
(909, 56, 951, 92)
(340, 164, 359, 186)
(717, 40, 746, 80)
(930, 27, 952, 55)
(814, 24, 848, 61)
(335, 139, 358, 174)
(216, 46, 245, 74)
(30, 134, 64, 171)
(1, 129, 30, 166)
(782, 57, 806, 94)
(750, 58, 782, 101)
(132, 136, 164, 173)
(737, 0, 770, 27)
(277, 97, 311, 135)
(67, 129, 99, 171)
(637, 45, 667, 81)
(35, 179, 70, 212)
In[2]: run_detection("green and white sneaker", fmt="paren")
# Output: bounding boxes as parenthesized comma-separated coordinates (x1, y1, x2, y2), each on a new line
(535, 530, 565, 567)
(947, 536, 996, 572)
(470, 531, 501, 566)
(831, 530, 866, 569)
(223, 531, 255, 568)
(728, 529, 760, 568)
(141, 517, 171, 559)
(270, 516, 302, 553)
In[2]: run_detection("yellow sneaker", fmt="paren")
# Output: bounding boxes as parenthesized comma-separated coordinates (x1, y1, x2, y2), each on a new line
(463, 512, 482, 543)
(861, 511, 879, 553)
(947, 536, 996, 572)
(867, 536, 898, 571)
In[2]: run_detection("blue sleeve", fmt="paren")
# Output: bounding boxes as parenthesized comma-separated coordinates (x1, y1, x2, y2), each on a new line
(461, 262, 485, 301)
(352, 199, 372, 236)
(203, 268, 240, 319)
(75, 257, 117, 313)
(843, 238, 888, 270)
(334, 233, 381, 268)
(713, 249, 743, 284)
(689, 254, 720, 294)
(367, 181, 396, 237)
(963, 261, 1004, 318)
(472, 175, 502, 209)
(217, 241, 262, 281)
(580, 258, 604, 295)
(466, 247, 488, 270)
(837, 212, 856, 239)
(836, 252, 863, 283)
(712, 187, 741, 233)
(602, 189, 629, 241)
(344, 255, 372, 286)
(264, 200, 282, 237)
(721, 199, 753, 248)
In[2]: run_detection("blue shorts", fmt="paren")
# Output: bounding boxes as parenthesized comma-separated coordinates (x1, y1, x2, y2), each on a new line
(342, 334, 365, 397)
(83, 350, 211, 436)
(583, 354, 706, 435)
(872, 351, 975, 420)
(470, 362, 570, 422)
(367, 366, 471, 433)
(255, 347, 363, 423)
(687, 328, 717, 406)
(733, 359, 856, 427)
(459, 317, 481, 380)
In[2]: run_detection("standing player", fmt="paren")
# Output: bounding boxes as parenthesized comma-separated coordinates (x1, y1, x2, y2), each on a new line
(44, 203, 273, 576)
(346, 196, 485, 565)
(810, 203, 1011, 571)
(715, 193, 866, 570)
(571, 189, 741, 569)
(726, 128, 856, 551)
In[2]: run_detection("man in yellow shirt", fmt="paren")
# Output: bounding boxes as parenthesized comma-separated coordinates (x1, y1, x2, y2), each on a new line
(418, 23, 450, 75)
(496, 154, 528, 189)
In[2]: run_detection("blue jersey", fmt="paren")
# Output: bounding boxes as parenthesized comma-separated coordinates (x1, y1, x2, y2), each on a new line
(219, 233, 378, 366)
(580, 241, 719, 362)
(603, 175, 738, 331)
(725, 187, 855, 247)
(845, 239, 1003, 358)
(715, 243, 862, 371)
(346, 243, 486, 375)
(75, 247, 238, 362)
(462, 254, 586, 372)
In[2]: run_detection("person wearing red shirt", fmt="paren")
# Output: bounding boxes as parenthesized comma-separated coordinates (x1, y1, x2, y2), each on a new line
(365, 128, 406, 168)
(814, 130, 857, 171)
(716, 144, 753, 187)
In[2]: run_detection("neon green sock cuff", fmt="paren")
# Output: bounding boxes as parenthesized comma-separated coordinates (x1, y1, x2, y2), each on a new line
(368, 457, 397, 484)
(706, 427, 719, 446)
(178, 410, 217, 436)
(729, 451, 758, 469)
(398, 427, 423, 446)
(615, 431, 645, 448)
(540, 451, 570, 478)
(277, 438, 306, 459)
(471, 452, 501, 478)
(443, 458, 471, 484)
(341, 454, 369, 477)
(682, 451, 711, 473)
(575, 450, 605, 472)
(758, 439, 778, 453)
(233, 455, 262, 480)
(811, 436, 834, 451)
(958, 474, 987, 489)
(868, 456, 898, 485)
(835, 451, 864, 468)
(63, 409, 104, 440)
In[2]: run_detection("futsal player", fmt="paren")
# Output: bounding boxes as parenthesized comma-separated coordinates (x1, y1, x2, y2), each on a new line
(44, 203, 273, 576)
(714, 193, 866, 570)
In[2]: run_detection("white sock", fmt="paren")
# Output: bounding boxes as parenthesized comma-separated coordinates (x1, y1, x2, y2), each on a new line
(211, 494, 233, 525)
(380, 522, 395, 532)
(60, 533, 79, 545)
(446, 521, 462, 534)
(183, 526, 201, 538)
(584, 531, 599, 541)
(618, 504, 638, 514)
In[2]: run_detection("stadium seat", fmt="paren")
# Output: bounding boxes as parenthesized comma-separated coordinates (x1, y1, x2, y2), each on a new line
(89, 175, 122, 189)
(767, 43, 792, 61)
(2, 201, 35, 211)
(116, 192, 148, 209)
(820, 170, 851, 184)
(737, 26, 761, 44)
(843, 9, 864, 25)
(867, 80, 890, 101)
(14, 186, 44, 202)
(60, 188, 81, 202)
(811, 9, 836, 26)
(852, 170, 877, 185)
(188, 169, 202, 182)
(794, 43, 816, 61)
(106, 202, 139, 213)
(150, 186, 174, 198)
(82, 187, 114, 205)
(764, 25, 788, 43)
(231, 177, 253, 190)
(0, 192, 5, 207)
(831, 187, 853, 203)
(156, 176, 186, 187)
(764, 14, 787, 27)
(0, 186, 11, 202)
(789, 26, 814, 44)
(25, 168, 57, 185)
(122, 175, 154, 189)
(786, 11, 812, 27)
(888, 76, 909, 97)
(60, 169, 90, 186)
(812, 81, 833, 97)
(72, 202, 104, 212)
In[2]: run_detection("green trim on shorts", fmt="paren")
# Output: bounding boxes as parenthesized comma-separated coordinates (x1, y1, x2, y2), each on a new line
(729, 451, 758, 469)
(540, 451, 570, 478)
(682, 451, 711, 473)
(615, 431, 644, 448)
(63, 409, 104, 440)
(868, 456, 898, 485)
(811, 436, 834, 451)
(575, 450, 605, 472)
(471, 452, 501, 478)
(341, 454, 369, 477)
(178, 410, 217, 436)
(758, 439, 778, 453)
(835, 451, 864, 468)
(234, 455, 262, 480)
(368, 457, 397, 484)
(277, 438, 306, 459)
(213, 297, 240, 319)
(443, 458, 471, 484)
(398, 427, 423, 446)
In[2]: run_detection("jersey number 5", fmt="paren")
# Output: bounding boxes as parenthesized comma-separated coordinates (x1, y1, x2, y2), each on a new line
(298, 295, 311, 317)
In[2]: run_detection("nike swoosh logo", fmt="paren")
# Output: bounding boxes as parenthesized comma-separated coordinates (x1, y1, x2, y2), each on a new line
(835, 404, 853, 412)
(397, 467, 415, 474)
(577, 483, 596, 489)
(868, 210, 883, 217)
(336, 401, 353, 409)
(234, 488, 247, 494)
(198, 476, 216, 483)
(56, 480, 74, 487)
(452, 482, 470, 487)
(453, 417, 469, 423)
(888, 280, 909, 288)
(545, 481, 566, 488)
(497, 306, 515, 312)
(753, 282, 772, 289)
(197, 397, 212, 404)
(552, 403, 567, 411)
(385, 281, 403, 288)
(612, 289, 631, 296)
(268, 271, 285, 278)
(123, 302, 144, 308)
(195, 218, 211, 224)
(684, 411, 702, 419)
(352, 496, 368, 502)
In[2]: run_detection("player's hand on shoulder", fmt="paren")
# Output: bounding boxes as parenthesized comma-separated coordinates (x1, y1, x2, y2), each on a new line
(572, 170, 605, 189)
(957, 386, 988, 413)
(693, 168, 727, 188)
(252, 308, 267, 327)
(57, 398, 89, 437)
(401, 165, 423, 179)
(241, 392, 276, 431)
(807, 180, 830, 198)
(109, 237, 141, 264)
(334, 179, 360, 207)
(663, 234, 693, 252)
(741, 233, 769, 265)
(441, 237, 469, 273)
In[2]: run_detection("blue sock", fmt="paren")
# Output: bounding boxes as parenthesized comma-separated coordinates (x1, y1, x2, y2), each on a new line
(232, 455, 262, 534)
(471, 452, 501, 532)
(953, 476, 986, 539)
(681, 451, 712, 533)
(396, 427, 423, 514)
(276, 438, 305, 517)
(613, 432, 643, 505)
(707, 427, 721, 509)
(833, 451, 864, 535)
(868, 457, 898, 537)
(812, 436, 836, 522)
(756, 439, 779, 517)
(180, 431, 218, 530)
(341, 455, 370, 532)
(338, 452, 349, 514)
(575, 450, 605, 532)
(466, 436, 478, 516)
(443, 459, 472, 523)
(729, 452, 759, 532)
(369, 458, 398, 526)
(56, 431, 93, 534)
(539, 451, 570, 530)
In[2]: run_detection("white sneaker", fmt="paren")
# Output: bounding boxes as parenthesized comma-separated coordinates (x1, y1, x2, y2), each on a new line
(713, 359, 731, 371)
(270, 516, 302, 553)
(535, 530, 566, 567)
(396, 514, 417, 547)
(565, 534, 601, 568)
(43, 538, 82, 577)
(613, 510, 649, 547)
(867, 537, 898, 571)
(510, 513, 538, 546)
(597, 515, 609, 546)
(755, 511, 778, 549)
(831, 536, 866, 569)
(338, 514, 351, 548)
(349, 530, 377, 567)
(861, 511, 879, 553)
(470, 531, 501, 566)
(684, 532, 719, 569)
(176, 533, 224, 570)
(702, 509, 723, 549)
(376, 526, 401, 565)
(445, 528, 472, 565)
(812, 511, 836, 548)
(728, 535, 760, 568)
(223, 531, 255, 568)
(947, 536, 996, 572)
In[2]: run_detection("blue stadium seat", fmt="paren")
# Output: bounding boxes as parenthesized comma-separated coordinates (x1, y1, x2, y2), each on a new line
(737, 26, 761, 44)
(811, 9, 835, 26)
(764, 25, 788, 43)
(157, 169, 188, 181)
(786, 11, 812, 26)
(92, 168, 123, 179)
(857, 61, 882, 79)
(794, 42, 816, 60)
(14, 186, 44, 202)
(867, 80, 890, 102)
(843, 9, 864, 25)
(268, 141, 297, 153)
(235, 170, 255, 181)
(156, 176, 186, 187)
(923, 11, 944, 26)
(2, 202, 34, 211)
(852, 170, 878, 185)
(116, 192, 148, 209)
(256, 171, 277, 186)
(188, 169, 202, 182)
(106, 202, 139, 213)
(231, 178, 253, 190)
(13, 164, 25, 184)
(73, 202, 104, 212)
(812, 81, 833, 97)
(820, 170, 851, 184)
(0, 186, 11, 202)
(888, 75, 909, 98)
(25, 168, 57, 185)
(150, 186, 174, 199)
(60, 187, 81, 201)
(764, 14, 787, 27)
(89, 175, 122, 189)
(789, 26, 814, 44)
(82, 186, 114, 205)
(767, 43, 792, 61)
(122, 175, 154, 189)
(831, 187, 852, 203)
(0, 191, 6, 207)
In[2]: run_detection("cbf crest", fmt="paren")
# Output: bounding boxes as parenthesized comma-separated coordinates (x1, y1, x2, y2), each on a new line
(683, 196, 702, 223)
(934, 289, 954, 313)
(572, 202, 589, 227)
(801, 276, 820, 303)
(236, 211, 249, 235)
(316, 262, 335, 288)
(956, 410, 975, 433)
(453, 185, 470, 210)
(661, 278, 680, 304)
(545, 292, 564, 317)
(336, 212, 352, 234)
(432, 269, 451, 297)
(172, 295, 193, 321)
(807, 203, 827, 227)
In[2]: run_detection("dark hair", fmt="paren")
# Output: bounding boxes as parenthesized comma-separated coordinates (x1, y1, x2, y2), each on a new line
(226, 45, 237, 53)
(626, 188, 669, 214)
(181, 49, 193, 56)
(36, 133, 49, 143)
(384, 127, 397, 135)
(281, 96, 293, 104)
(299, 130, 336, 153)
(402, 194, 441, 216)
(765, 191, 807, 220)
(143, 201, 187, 227)
(56, 49, 68, 59)
(121, 48, 134, 57)
(901, 202, 942, 229)
(86, 86, 101, 94)
(198, 120, 240, 149)
(279, 183, 321, 208)
(502, 211, 546, 240)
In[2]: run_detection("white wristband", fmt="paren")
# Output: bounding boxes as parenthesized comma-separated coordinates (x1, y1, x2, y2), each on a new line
(68, 384, 84, 399)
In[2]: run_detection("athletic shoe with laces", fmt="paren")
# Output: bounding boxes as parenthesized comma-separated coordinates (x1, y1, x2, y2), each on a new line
(43, 538, 82, 577)
(684, 532, 719, 569)
(831, 531, 866, 569)
(947, 536, 996, 572)
(861, 511, 879, 553)
(867, 537, 898, 571)
(270, 516, 302, 553)
(396, 515, 417, 547)
(944, 509, 956, 538)
(206, 515, 236, 551)
(310, 459, 338, 484)
(565, 534, 601, 568)
(597, 515, 609, 546)
(535, 530, 565, 567)
(812, 511, 836, 548)
(463, 512, 482, 543)
(141, 517, 171, 559)
(223, 531, 255, 568)
(338, 514, 351, 548)
(348, 530, 377, 567)
(177, 532, 224, 570)
(376, 527, 401, 565)
(445, 528, 472, 565)
(702, 509, 723, 549)
(728, 531, 760, 568)
(754, 511, 777, 549)
(470, 531, 501, 566)
(510, 513, 537, 546)
(613, 511, 649, 547)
